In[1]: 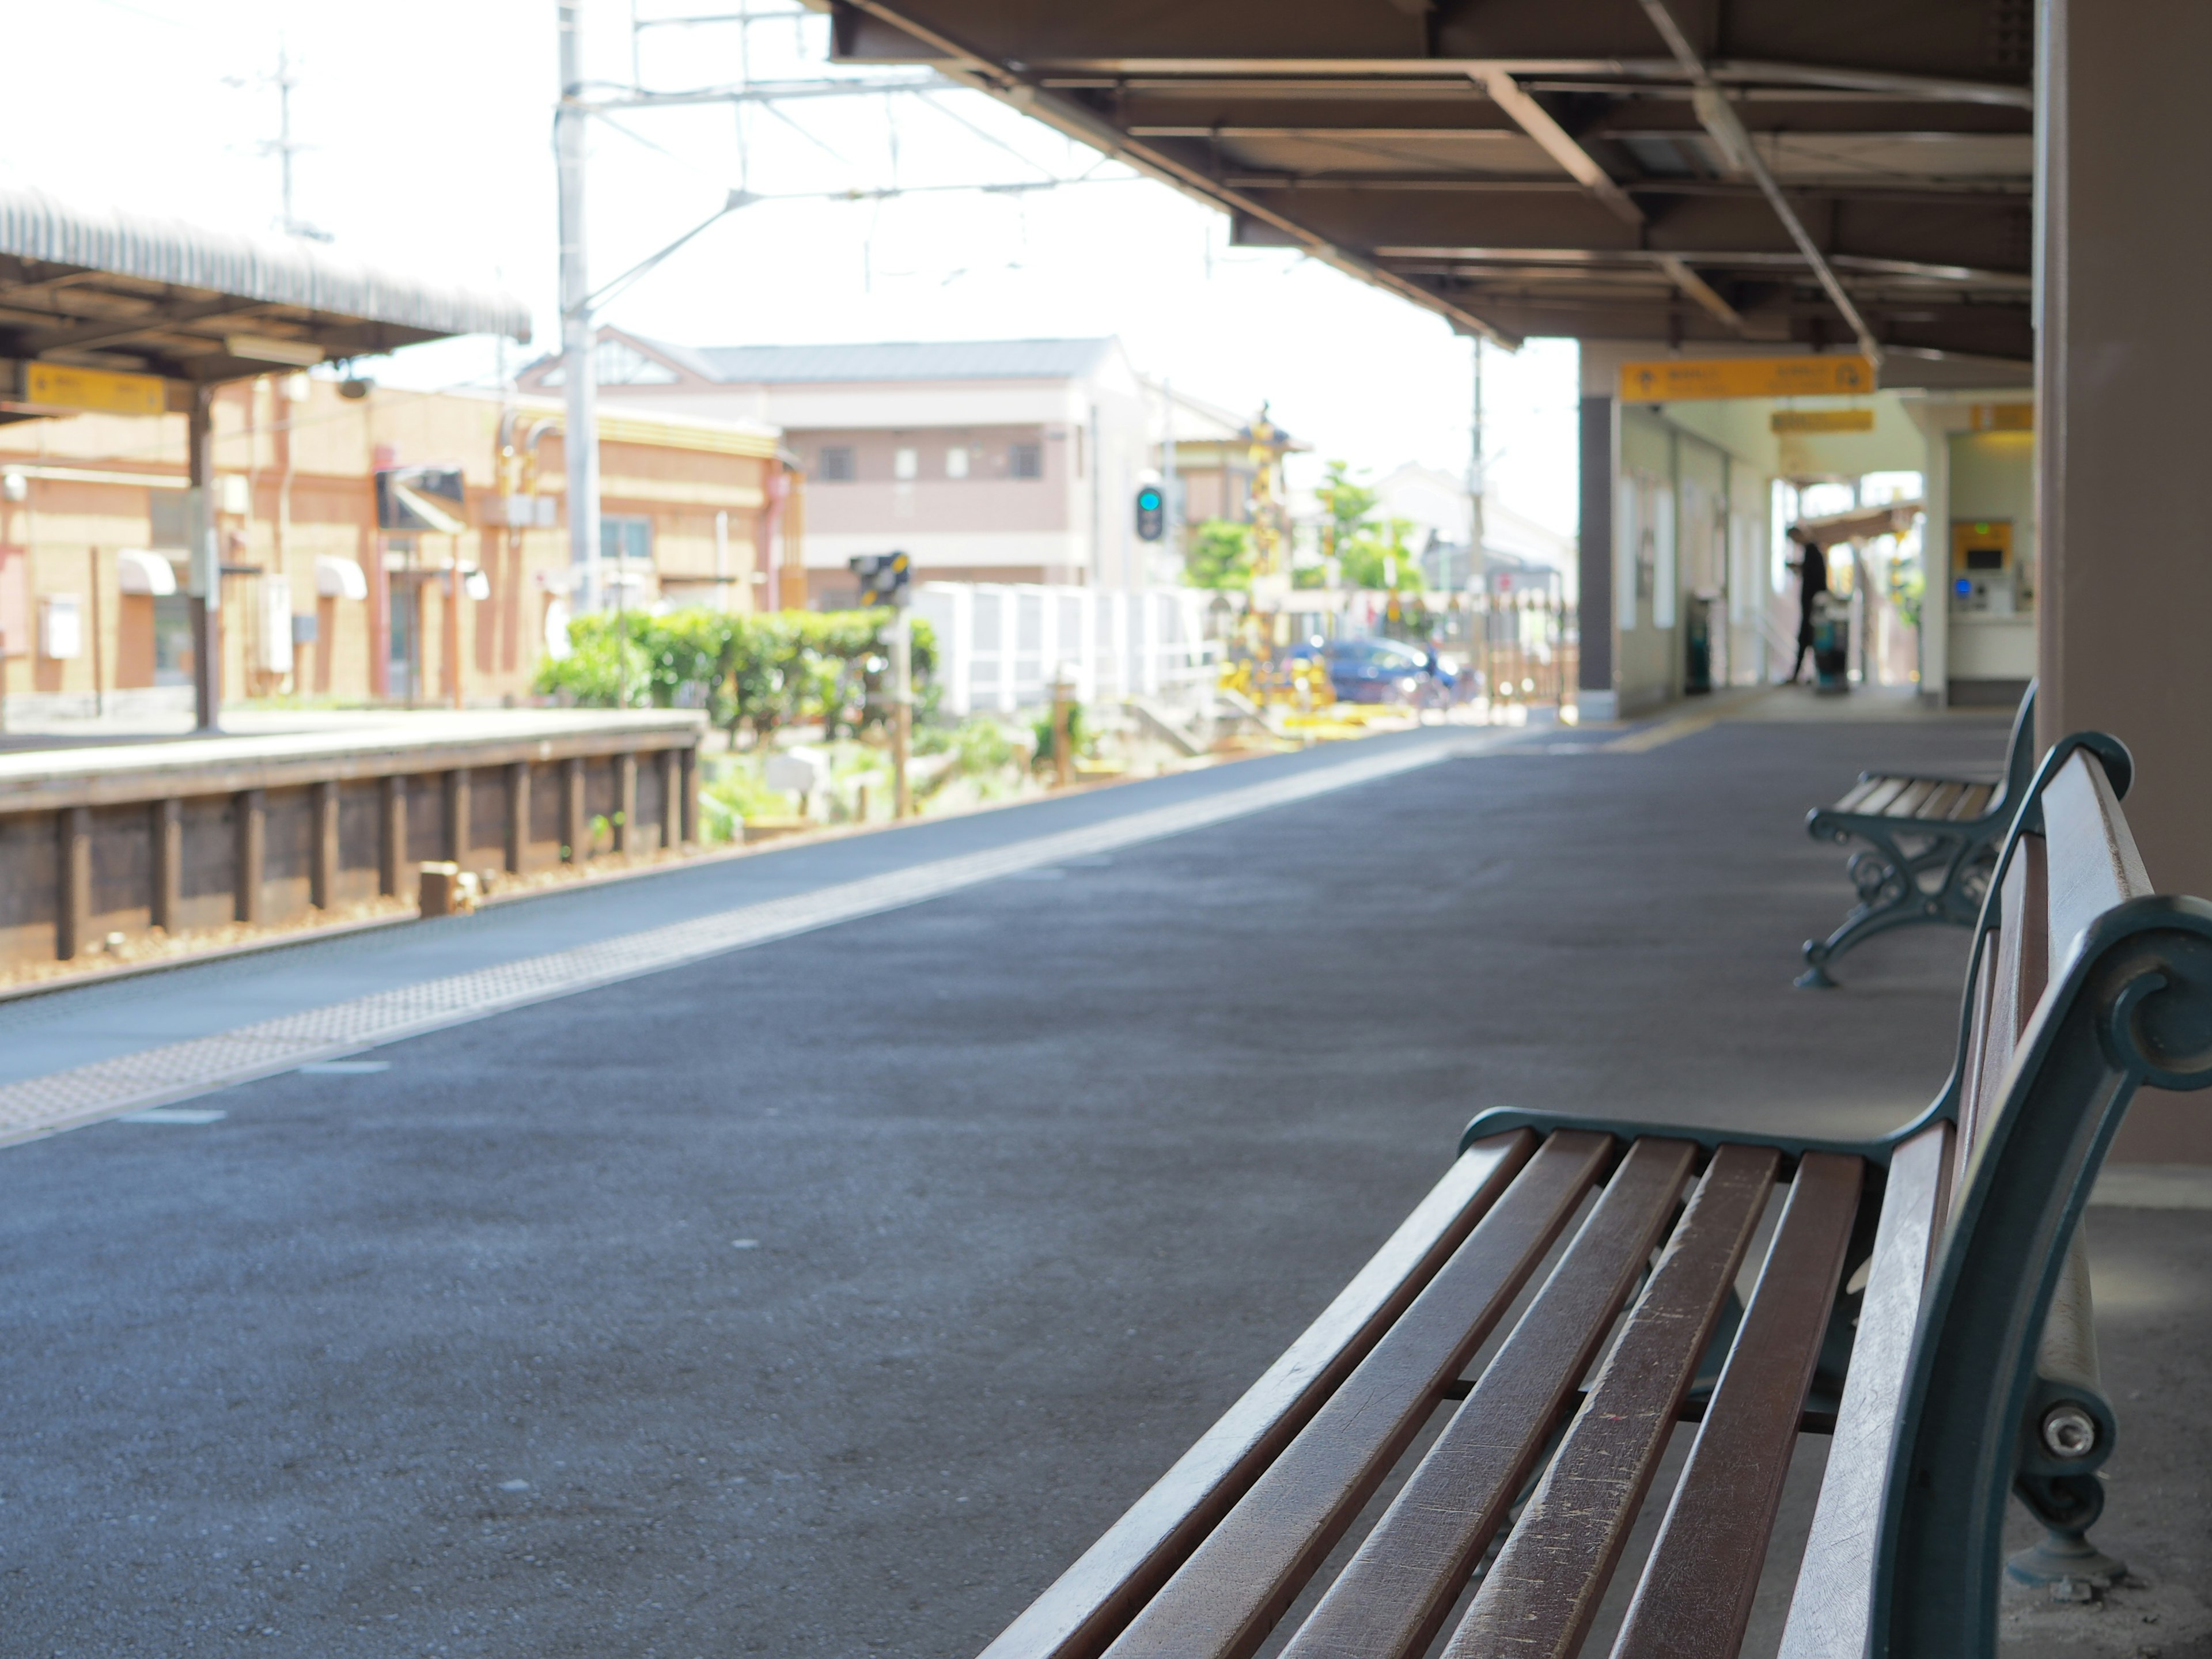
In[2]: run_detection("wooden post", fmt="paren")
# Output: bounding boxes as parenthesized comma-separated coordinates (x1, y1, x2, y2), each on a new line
(1051, 675, 1074, 789)
(892, 607, 912, 817)
(660, 748, 681, 849)
(505, 761, 529, 874)
(188, 385, 221, 731)
(150, 797, 181, 935)
(446, 560, 464, 710)
(380, 774, 408, 896)
(679, 744, 698, 844)
(311, 780, 339, 910)
(615, 752, 637, 854)
(88, 547, 105, 719)
(562, 756, 586, 862)
(235, 788, 266, 925)
(444, 767, 471, 865)
(56, 806, 90, 961)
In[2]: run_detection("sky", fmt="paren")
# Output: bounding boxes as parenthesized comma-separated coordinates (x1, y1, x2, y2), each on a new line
(0, 0, 1581, 538)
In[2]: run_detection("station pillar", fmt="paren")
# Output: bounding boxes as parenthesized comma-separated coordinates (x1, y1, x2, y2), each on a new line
(1576, 391, 1616, 721)
(2038, 0, 2212, 1158)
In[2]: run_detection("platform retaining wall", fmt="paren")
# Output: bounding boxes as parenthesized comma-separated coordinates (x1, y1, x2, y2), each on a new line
(0, 719, 702, 967)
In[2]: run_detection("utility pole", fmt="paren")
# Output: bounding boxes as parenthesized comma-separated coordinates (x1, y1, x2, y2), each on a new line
(270, 42, 320, 240)
(1162, 377, 1180, 581)
(1468, 336, 1486, 592)
(557, 1, 602, 615)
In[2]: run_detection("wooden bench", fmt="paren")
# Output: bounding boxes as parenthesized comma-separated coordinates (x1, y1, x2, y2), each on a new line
(1797, 683, 2037, 987)
(975, 727, 2211, 1659)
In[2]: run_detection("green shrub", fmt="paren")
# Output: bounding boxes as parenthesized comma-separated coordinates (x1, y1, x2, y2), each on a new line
(535, 606, 938, 745)
(697, 760, 802, 844)
(1030, 702, 1093, 771)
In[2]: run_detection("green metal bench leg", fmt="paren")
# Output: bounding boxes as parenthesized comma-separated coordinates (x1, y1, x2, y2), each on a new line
(1798, 825, 1995, 987)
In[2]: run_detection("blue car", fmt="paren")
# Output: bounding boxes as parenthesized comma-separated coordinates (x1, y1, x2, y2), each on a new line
(1293, 637, 1461, 706)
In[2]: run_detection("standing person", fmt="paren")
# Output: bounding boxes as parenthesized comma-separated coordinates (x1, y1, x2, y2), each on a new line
(1787, 535, 1830, 684)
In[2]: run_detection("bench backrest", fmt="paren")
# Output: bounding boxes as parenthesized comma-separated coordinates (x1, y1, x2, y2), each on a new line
(1859, 737, 2212, 1655)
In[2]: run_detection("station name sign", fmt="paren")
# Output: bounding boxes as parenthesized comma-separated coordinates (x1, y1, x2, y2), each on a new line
(1619, 355, 1875, 402)
(24, 361, 166, 416)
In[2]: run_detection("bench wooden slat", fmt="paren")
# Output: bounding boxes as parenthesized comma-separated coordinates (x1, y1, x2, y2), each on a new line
(1950, 781, 1995, 821)
(1774, 1124, 1953, 1659)
(1850, 777, 1911, 816)
(1833, 777, 1884, 813)
(1274, 1137, 1700, 1659)
(1097, 1131, 1612, 1659)
(1438, 1144, 1777, 1659)
(1884, 779, 1941, 819)
(1960, 840, 2042, 1199)
(976, 1132, 1540, 1659)
(2043, 750, 2152, 968)
(1919, 781, 1968, 821)
(1609, 1152, 1865, 1659)
(1955, 933, 2002, 1188)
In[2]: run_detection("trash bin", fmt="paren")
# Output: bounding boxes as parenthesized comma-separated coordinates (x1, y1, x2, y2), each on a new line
(1683, 596, 1713, 695)
(1812, 593, 1851, 694)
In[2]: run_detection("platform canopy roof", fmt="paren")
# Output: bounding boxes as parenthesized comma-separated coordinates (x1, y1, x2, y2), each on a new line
(0, 185, 531, 401)
(827, 0, 2034, 377)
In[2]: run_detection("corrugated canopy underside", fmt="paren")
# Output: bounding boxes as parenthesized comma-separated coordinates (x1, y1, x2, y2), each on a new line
(0, 186, 531, 385)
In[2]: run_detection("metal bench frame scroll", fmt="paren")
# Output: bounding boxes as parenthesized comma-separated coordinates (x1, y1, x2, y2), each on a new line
(1797, 683, 2038, 987)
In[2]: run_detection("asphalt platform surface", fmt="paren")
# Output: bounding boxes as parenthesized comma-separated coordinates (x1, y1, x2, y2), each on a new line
(3, 712, 2205, 1657)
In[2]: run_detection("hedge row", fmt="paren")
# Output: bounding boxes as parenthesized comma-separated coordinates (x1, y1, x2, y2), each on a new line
(536, 607, 938, 743)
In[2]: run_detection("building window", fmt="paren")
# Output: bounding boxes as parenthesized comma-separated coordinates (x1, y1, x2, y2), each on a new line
(1010, 442, 1043, 480)
(945, 446, 969, 479)
(600, 516, 653, 564)
(893, 446, 918, 480)
(819, 445, 856, 482)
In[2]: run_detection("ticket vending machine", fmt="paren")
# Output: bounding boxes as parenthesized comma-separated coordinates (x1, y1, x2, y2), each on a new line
(1950, 519, 2017, 615)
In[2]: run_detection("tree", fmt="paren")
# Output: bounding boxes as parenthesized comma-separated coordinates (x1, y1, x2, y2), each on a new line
(1315, 460, 1423, 590)
(1337, 518, 1424, 591)
(1185, 518, 1255, 589)
(1315, 460, 1380, 554)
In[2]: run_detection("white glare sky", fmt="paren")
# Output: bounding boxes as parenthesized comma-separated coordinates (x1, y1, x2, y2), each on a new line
(1, 0, 1580, 536)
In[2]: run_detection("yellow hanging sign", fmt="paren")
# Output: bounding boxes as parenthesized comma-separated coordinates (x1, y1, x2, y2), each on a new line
(24, 361, 168, 416)
(1619, 354, 1875, 402)
(1967, 403, 2033, 431)
(1771, 409, 1877, 434)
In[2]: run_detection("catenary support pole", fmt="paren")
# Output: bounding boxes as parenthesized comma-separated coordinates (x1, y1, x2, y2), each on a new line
(558, 1, 601, 615)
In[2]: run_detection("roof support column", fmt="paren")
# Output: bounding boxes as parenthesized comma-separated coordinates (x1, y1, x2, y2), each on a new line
(2036, 0, 2212, 906)
(187, 384, 221, 732)
(1577, 391, 1616, 719)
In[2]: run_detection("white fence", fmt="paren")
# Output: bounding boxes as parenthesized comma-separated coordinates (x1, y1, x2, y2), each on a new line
(913, 582, 1217, 715)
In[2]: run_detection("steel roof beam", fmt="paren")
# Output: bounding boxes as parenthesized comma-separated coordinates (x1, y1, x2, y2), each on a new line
(14, 298, 267, 358)
(1459, 64, 1744, 331)
(832, 0, 1527, 345)
(1635, 0, 1881, 363)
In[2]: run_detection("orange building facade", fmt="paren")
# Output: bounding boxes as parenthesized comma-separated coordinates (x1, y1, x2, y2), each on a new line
(0, 378, 797, 717)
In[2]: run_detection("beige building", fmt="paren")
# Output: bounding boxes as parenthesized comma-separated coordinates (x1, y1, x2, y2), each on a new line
(0, 379, 789, 717)
(525, 331, 1255, 600)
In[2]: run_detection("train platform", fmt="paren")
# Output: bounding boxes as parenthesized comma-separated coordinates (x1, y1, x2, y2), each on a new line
(0, 700, 2202, 1656)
